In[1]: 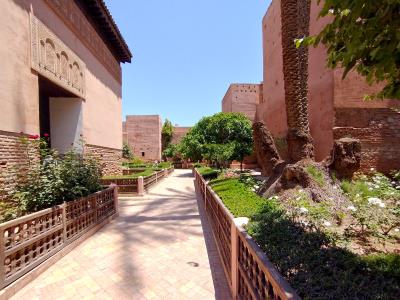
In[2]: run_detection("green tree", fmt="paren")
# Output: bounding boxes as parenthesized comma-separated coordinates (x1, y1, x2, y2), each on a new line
(179, 112, 253, 170)
(122, 142, 133, 159)
(163, 143, 178, 159)
(299, 0, 400, 100)
(161, 119, 174, 151)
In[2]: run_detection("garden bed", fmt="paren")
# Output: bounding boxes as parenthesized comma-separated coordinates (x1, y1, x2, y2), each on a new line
(205, 170, 400, 299)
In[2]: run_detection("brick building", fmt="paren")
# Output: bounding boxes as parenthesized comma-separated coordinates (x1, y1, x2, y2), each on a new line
(171, 127, 191, 145)
(222, 84, 263, 122)
(256, 0, 400, 173)
(0, 0, 132, 181)
(124, 115, 162, 161)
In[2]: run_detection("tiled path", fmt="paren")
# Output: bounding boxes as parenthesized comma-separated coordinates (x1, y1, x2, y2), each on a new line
(12, 169, 231, 300)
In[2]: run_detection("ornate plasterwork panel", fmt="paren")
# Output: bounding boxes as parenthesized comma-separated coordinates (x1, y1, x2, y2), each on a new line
(30, 13, 86, 99)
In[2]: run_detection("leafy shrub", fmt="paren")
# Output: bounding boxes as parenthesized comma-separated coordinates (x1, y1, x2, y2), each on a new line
(341, 172, 400, 236)
(122, 142, 134, 159)
(13, 150, 102, 213)
(248, 201, 400, 299)
(197, 167, 220, 180)
(193, 162, 205, 168)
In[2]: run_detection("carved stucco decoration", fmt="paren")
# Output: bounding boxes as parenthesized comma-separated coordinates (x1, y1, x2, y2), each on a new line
(30, 14, 86, 99)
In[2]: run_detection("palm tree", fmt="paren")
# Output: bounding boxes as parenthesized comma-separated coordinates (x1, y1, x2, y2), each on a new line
(280, 0, 314, 162)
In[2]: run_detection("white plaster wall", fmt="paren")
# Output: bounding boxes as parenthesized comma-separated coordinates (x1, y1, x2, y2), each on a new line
(50, 97, 83, 154)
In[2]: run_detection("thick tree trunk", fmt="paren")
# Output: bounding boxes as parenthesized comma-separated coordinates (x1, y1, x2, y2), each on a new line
(281, 0, 314, 162)
(252, 121, 284, 177)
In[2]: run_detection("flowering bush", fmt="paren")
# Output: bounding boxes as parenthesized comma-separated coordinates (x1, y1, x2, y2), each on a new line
(11, 136, 102, 213)
(341, 172, 400, 237)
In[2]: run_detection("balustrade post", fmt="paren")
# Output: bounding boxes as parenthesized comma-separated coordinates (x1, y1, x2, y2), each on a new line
(112, 184, 119, 215)
(0, 226, 5, 289)
(138, 176, 145, 196)
(62, 202, 67, 244)
(204, 181, 207, 210)
(231, 221, 239, 299)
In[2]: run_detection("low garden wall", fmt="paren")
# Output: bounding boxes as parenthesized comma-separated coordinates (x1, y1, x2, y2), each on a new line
(194, 169, 299, 300)
(0, 186, 118, 292)
(101, 167, 174, 195)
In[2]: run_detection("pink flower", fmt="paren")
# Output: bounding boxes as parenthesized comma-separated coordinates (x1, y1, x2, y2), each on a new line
(43, 133, 49, 137)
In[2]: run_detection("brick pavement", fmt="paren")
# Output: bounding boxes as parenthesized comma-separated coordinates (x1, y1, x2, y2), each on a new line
(11, 169, 231, 300)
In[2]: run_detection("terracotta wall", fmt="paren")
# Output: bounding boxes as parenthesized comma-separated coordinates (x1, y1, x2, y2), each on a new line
(258, 0, 400, 172)
(0, 0, 123, 151)
(222, 84, 263, 122)
(258, 0, 334, 160)
(171, 127, 191, 145)
(125, 115, 162, 161)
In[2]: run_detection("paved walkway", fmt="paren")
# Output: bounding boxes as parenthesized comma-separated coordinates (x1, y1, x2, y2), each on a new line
(12, 169, 231, 300)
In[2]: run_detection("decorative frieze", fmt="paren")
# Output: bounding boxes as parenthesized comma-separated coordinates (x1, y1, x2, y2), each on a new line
(30, 13, 86, 99)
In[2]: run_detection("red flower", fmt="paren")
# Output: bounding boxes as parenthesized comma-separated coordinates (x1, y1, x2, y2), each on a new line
(44, 133, 49, 137)
(28, 134, 39, 140)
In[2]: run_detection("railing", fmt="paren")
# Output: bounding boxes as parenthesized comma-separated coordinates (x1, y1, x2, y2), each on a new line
(101, 167, 174, 195)
(102, 178, 138, 193)
(0, 186, 118, 290)
(194, 169, 300, 300)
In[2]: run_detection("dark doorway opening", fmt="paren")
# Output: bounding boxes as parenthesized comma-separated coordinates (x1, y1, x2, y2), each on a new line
(38, 76, 75, 145)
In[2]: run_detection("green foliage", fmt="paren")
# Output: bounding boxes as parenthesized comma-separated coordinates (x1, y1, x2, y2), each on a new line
(179, 112, 253, 167)
(122, 142, 134, 159)
(305, 165, 325, 187)
(161, 119, 174, 151)
(197, 167, 220, 180)
(162, 143, 178, 159)
(13, 149, 102, 213)
(247, 201, 400, 299)
(209, 178, 265, 217)
(203, 143, 235, 169)
(341, 172, 400, 236)
(297, 0, 400, 99)
(205, 172, 400, 298)
(123, 159, 172, 170)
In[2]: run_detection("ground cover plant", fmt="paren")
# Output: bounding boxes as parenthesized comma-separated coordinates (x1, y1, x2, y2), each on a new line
(122, 158, 172, 170)
(205, 170, 400, 299)
(197, 167, 220, 180)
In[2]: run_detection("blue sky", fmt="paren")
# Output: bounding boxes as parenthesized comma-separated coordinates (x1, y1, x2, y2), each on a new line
(104, 0, 271, 126)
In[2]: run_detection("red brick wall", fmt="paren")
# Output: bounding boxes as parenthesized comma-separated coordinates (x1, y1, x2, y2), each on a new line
(85, 144, 122, 176)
